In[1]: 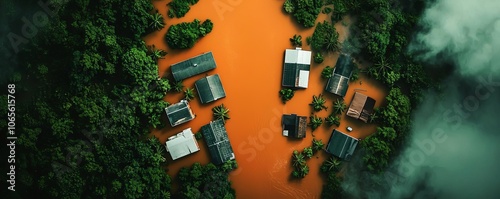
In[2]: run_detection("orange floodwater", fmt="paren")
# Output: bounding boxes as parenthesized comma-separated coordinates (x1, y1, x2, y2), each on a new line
(145, 1, 388, 198)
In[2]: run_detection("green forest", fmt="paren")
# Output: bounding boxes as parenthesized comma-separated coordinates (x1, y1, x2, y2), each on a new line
(2, 0, 439, 198)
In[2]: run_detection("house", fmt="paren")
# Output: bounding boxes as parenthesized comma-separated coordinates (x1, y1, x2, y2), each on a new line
(347, 92, 376, 123)
(164, 100, 195, 127)
(201, 119, 235, 165)
(165, 128, 200, 160)
(282, 47, 312, 88)
(282, 114, 307, 139)
(326, 129, 359, 160)
(194, 74, 226, 104)
(325, 54, 354, 98)
(170, 52, 217, 82)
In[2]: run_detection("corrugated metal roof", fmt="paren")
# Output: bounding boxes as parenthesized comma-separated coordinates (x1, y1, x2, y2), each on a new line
(194, 74, 226, 104)
(324, 54, 354, 97)
(165, 128, 200, 160)
(201, 120, 235, 165)
(171, 52, 217, 81)
(326, 129, 359, 160)
(347, 92, 376, 123)
(164, 100, 195, 127)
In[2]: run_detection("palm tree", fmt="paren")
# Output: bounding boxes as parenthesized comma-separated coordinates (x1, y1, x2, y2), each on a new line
(173, 81, 184, 92)
(292, 150, 305, 168)
(325, 114, 341, 126)
(147, 45, 167, 61)
(325, 32, 340, 52)
(333, 99, 347, 115)
(184, 88, 195, 101)
(372, 56, 392, 77)
(149, 11, 165, 31)
(322, 156, 342, 173)
(308, 115, 323, 131)
(212, 104, 230, 122)
(290, 34, 302, 47)
(299, 165, 310, 177)
(312, 138, 324, 152)
(302, 147, 313, 159)
(310, 94, 328, 112)
(369, 110, 378, 123)
(279, 89, 295, 103)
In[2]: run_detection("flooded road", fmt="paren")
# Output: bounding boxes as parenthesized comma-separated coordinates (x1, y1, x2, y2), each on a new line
(145, 1, 387, 198)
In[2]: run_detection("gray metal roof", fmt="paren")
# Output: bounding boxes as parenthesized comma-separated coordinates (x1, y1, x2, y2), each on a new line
(194, 74, 226, 104)
(164, 100, 195, 127)
(171, 52, 217, 81)
(324, 54, 354, 97)
(282, 48, 311, 88)
(326, 129, 359, 160)
(201, 120, 235, 165)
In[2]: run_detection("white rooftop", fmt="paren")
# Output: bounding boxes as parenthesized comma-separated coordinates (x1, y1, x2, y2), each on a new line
(165, 128, 200, 160)
(284, 47, 312, 65)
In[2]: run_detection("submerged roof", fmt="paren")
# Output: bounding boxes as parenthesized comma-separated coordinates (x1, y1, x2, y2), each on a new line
(347, 92, 376, 123)
(282, 114, 307, 139)
(171, 52, 217, 82)
(194, 74, 226, 104)
(325, 54, 354, 97)
(165, 128, 200, 160)
(164, 100, 195, 127)
(201, 120, 235, 165)
(282, 48, 311, 88)
(326, 129, 359, 160)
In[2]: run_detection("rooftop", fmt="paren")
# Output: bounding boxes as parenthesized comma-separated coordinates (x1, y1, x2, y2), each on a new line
(282, 48, 312, 88)
(171, 52, 217, 82)
(164, 100, 195, 127)
(326, 129, 359, 160)
(347, 92, 376, 123)
(325, 54, 354, 97)
(282, 114, 307, 139)
(165, 128, 200, 160)
(201, 120, 235, 165)
(194, 74, 226, 104)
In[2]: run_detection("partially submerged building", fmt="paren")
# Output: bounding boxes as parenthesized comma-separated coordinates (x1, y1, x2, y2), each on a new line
(165, 100, 195, 127)
(326, 129, 359, 160)
(282, 114, 307, 139)
(194, 74, 226, 104)
(282, 47, 312, 88)
(347, 92, 376, 123)
(165, 128, 200, 160)
(325, 54, 354, 98)
(201, 120, 235, 165)
(171, 52, 217, 82)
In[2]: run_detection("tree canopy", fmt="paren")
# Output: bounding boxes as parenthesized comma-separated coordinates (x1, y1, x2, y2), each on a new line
(165, 19, 214, 49)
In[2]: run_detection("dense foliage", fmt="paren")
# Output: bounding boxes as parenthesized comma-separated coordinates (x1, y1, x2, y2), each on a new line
(212, 104, 230, 122)
(321, 66, 334, 79)
(165, 19, 213, 49)
(167, 0, 200, 18)
(310, 21, 340, 52)
(8, 0, 174, 198)
(318, 0, 432, 197)
(290, 34, 303, 47)
(308, 115, 323, 131)
(291, 139, 323, 178)
(283, 0, 324, 28)
(175, 161, 238, 199)
(314, 52, 324, 63)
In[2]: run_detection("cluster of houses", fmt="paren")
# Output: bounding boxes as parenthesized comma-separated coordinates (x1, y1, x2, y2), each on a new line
(164, 52, 235, 165)
(280, 48, 377, 160)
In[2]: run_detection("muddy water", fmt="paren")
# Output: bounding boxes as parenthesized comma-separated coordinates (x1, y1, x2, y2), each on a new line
(145, 1, 387, 198)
